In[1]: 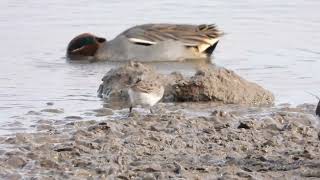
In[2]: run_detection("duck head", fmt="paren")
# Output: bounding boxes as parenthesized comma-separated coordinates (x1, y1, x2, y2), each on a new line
(66, 33, 106, 60)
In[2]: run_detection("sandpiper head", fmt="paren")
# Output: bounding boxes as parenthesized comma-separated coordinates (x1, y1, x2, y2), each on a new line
(66, 33, 106, 60)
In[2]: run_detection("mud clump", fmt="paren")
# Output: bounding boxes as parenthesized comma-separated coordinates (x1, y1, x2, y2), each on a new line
(173, 67, 274, 105)
(98, 62, 274, 105)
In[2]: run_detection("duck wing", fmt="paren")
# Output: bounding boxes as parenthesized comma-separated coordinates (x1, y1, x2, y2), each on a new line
(121, 24, 223, 53)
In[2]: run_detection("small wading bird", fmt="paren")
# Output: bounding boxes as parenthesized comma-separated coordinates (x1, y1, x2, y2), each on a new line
(315, 97, 320, 117)
(308, 92, 320, 117)
(67, 23, 223, 61)
(128, 78, 164, 113)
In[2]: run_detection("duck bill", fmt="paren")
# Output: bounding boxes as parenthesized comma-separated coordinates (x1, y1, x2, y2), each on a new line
(94, 41, 108, 61)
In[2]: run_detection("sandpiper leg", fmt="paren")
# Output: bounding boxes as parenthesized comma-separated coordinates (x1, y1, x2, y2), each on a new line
(129, 106, 133, 113)
(150, 108, 154, 114)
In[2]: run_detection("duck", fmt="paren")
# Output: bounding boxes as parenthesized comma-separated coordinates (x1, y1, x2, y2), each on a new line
(67, 23, 223, 62)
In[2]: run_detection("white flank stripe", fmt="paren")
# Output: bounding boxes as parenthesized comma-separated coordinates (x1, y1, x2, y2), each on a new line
(128, 38, 157, 45)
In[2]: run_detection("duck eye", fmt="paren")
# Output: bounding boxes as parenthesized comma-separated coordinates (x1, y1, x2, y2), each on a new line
(96, 37, 106, 43)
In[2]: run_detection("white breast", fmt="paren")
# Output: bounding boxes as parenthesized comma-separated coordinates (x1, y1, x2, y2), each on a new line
(128, 87, 164, 107)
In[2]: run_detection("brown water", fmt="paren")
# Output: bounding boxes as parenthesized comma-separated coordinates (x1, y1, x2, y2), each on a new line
(0, 0, 320, 134)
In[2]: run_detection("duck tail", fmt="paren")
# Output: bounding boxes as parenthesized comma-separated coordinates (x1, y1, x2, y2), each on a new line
(204, 41, 219, 57)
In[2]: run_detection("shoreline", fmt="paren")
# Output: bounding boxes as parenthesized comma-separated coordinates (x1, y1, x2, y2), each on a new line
(1, 102, 319, 179)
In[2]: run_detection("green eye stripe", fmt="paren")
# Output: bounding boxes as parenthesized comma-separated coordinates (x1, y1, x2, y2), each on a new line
(81, 37, 95, 46)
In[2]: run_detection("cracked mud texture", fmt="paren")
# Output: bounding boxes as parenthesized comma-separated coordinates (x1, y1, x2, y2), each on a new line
(0, 103, 319, 179)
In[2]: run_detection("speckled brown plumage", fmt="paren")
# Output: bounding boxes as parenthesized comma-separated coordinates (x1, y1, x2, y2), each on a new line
(130, 80, 163, 95)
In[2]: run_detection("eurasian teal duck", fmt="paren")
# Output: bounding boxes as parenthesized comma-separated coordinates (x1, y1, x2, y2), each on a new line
(67, 24, 223, 61)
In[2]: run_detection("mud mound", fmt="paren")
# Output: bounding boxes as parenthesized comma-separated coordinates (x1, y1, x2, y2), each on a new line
(173, 67, 274, 105)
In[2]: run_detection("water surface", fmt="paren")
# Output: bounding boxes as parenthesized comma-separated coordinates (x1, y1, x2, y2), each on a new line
(0, 0, 320, 134)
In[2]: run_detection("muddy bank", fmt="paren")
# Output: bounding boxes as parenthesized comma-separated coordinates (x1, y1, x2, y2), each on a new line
(0, 103, 319, 179)
(98, 62, 274, 106)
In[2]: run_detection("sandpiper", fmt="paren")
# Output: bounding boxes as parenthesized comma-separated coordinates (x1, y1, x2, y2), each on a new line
(128, 78, 164, 113)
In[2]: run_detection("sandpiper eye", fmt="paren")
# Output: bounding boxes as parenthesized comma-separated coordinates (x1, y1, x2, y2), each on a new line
(136, 78, 142, 83)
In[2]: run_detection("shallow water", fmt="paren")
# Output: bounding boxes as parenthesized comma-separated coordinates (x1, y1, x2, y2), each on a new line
(0, 0, 320, 134)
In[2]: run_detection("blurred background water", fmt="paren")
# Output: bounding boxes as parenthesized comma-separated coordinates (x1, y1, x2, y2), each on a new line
(0, 0, 319, 133)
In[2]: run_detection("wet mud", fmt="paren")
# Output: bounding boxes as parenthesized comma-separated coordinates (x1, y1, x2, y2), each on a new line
(0, 103, 319, 179)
